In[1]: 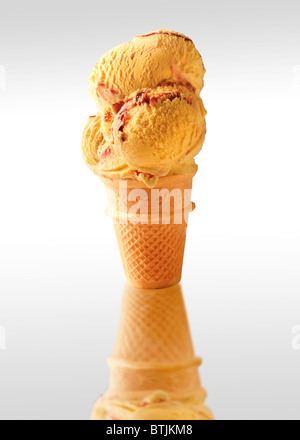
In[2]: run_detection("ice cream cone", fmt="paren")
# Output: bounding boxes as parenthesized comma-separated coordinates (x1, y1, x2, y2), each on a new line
(101, 173, 196, 289)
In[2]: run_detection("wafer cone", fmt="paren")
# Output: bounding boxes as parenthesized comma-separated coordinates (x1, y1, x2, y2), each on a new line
(101, 173, 196, 289)
(106, 284, 204, 400)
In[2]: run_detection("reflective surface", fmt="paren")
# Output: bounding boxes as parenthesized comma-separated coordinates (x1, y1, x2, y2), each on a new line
(92, 284, 214, 420)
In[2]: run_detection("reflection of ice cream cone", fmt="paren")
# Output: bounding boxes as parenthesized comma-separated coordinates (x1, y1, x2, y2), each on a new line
(102, 173, 196, 289)
(109, 283, 202, 399)
(92, 285, 214, 420)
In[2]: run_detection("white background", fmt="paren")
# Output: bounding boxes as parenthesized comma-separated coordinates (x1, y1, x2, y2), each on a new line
(0, 0, 300, 420)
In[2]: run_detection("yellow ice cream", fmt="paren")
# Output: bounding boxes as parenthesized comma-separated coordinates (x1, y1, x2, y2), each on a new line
(112, 86, 206, 177)
(88, 30, 205, 108)
(81, 103, 202, 187)
(92, 391, 214, 421)
(82, 29, 207, 188)
(81, 114, 132, 179)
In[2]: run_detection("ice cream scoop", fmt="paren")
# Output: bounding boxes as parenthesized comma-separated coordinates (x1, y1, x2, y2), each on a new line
(112, 86, 206, 177)
(88, 30, 205, 111)
(81, 114, 133, 179)
(81, 107, 201, 187)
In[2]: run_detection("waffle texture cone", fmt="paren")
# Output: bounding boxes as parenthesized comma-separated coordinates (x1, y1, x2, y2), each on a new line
(106, 284, 203, 400)
(101, 173, 196, 289)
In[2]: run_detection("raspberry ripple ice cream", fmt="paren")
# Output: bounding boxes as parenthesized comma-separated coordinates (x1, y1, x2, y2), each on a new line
(82, 29, 207, 188)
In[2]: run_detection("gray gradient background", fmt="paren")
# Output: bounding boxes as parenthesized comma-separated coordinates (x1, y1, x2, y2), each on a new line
(0, 0, 300, 420)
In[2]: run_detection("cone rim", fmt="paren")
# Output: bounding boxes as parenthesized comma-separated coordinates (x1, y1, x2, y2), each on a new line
(107, 357, 202, 371)
(100, 171, 197, 189)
